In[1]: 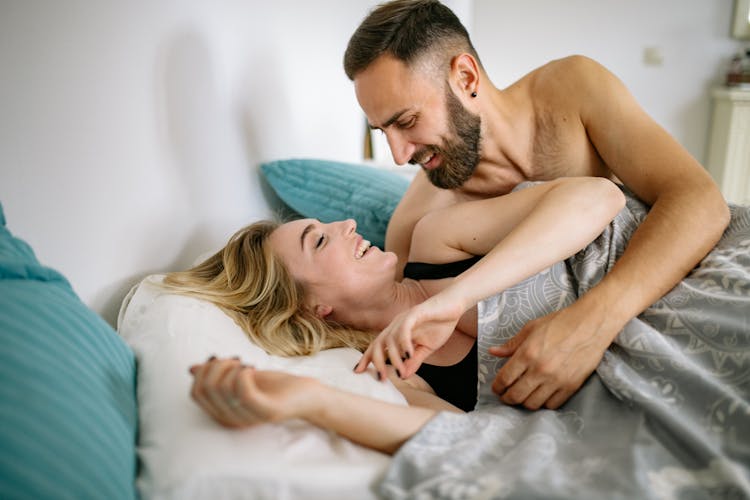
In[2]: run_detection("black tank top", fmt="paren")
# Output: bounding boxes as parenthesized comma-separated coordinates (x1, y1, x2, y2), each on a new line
(404, 256, 481, 412)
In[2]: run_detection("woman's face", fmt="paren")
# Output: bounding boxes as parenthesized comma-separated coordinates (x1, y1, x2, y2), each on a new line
(268, 218, 398, 313)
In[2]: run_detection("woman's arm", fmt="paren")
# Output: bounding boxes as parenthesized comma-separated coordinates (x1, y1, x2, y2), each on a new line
(356, 177, 626, 379)
(386, 367, 464, 413)
(418, 177, 625, 312)
(190, 357, 440, 454)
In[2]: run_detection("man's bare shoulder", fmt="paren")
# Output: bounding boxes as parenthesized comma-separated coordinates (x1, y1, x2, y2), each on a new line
(535, 55, 608, 83)
(519, 55, 612, 101)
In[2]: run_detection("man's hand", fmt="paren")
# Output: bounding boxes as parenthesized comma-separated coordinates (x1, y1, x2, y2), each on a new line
(489, 305, 615, 410)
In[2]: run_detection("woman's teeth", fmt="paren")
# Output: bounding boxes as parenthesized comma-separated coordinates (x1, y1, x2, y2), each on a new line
(355, 240, 371, 259)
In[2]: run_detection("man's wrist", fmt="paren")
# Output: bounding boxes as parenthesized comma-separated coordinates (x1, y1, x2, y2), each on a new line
(569, 286, 632, 343)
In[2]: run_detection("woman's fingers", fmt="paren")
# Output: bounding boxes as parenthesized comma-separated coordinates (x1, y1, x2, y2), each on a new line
(190, 357, 255, 427)
(401, 344, 432, 378)
(204, 360, 245, 422)
(386, 336, 408, 379)
(233, 365, 274, 423)
(370, 337, 389, 381)
(354, 314, 417, 381)
(190, 358, 317, 428)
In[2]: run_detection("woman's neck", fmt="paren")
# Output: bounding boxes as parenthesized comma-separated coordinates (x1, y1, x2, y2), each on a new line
(334, 278, 432, 333)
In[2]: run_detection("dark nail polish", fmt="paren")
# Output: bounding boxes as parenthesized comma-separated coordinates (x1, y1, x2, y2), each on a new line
(208, 355, 217, 361)
(353, 363, 359, 371)
(395, 368, 401, 378)
(377, 371, 383, 381)
(404, 352, 411, 360)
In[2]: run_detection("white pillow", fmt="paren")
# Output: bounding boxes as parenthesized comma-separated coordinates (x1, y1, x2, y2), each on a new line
(117, 275, 407, 500)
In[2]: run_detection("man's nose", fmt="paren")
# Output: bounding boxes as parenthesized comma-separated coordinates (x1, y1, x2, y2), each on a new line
(385, 130, 415, 166)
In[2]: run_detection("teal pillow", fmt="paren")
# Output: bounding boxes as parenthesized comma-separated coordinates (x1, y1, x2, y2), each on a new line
(260, 159, 410, 250)
(0, 207, 70, 285)
(0, 202, 138, 500)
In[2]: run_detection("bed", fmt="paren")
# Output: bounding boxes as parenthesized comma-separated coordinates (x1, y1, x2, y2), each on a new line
(0, 158, 415, 500)
(2, 160, 749, 499)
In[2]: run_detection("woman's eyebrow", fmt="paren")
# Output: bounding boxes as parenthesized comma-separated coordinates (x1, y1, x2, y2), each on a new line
(300, 223, 314, 250)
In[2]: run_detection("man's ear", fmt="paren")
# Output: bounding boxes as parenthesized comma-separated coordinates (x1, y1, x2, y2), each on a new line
(314, 304, 333, 319)
(450, 53, 480, 98)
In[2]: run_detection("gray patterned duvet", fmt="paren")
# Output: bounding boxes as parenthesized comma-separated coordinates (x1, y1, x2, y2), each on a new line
(380, 190, 750, 500)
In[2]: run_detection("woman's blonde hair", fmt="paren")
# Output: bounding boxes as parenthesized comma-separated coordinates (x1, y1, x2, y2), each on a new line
(162, 220, 374, 356)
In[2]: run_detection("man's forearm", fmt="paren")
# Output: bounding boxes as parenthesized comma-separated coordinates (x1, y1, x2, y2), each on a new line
(576, 187, 729, 337)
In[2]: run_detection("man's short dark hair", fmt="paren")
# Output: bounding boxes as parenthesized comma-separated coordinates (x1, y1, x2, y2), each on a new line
(343, 0, 480, 80)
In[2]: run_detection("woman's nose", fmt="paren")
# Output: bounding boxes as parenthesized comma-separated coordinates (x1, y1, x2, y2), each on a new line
(332, 219, 356, 235)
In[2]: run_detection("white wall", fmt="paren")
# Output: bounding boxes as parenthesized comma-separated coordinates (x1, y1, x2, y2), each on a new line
(0, 0, 745, 326)
(472, 0, 746, 162)
(0, 1, 377, 324)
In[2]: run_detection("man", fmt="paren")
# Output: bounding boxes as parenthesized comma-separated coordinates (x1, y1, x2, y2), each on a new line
(345, 0, 729, 410)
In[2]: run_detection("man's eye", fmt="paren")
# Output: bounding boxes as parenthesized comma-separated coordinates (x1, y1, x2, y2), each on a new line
(397, 117, 416, 129)
(315, 235, 325, 248)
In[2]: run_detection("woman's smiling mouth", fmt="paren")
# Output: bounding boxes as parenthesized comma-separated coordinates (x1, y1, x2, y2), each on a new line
(355, 237, 371, 259)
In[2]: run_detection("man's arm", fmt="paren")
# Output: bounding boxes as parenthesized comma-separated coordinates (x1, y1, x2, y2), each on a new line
(491, 56, 730, 410)
(581, 55, 728, 314)
(385, 170, 465, 279)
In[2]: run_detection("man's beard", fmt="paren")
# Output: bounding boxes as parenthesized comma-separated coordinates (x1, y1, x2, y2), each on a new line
(411, 87, 481, 189)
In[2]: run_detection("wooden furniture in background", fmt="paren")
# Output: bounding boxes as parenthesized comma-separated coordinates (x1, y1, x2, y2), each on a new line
(706, 86, 750, 205)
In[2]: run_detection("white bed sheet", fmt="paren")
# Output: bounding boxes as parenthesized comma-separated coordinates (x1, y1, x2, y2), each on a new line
(118, 275, 407, 500)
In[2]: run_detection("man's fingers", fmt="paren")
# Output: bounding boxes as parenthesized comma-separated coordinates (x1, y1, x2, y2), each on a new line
(492, 359, 526, 395)
(488, 345, 510, 357)
(544, 389, 573, 410)
(498, 373, 539, 406)
(520, 384, 558, 411)
(489, 327, 531, 357)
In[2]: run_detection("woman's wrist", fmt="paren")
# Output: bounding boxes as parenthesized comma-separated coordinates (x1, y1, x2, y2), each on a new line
(300, 380, 335, 424)
(439, 275, 476, 314)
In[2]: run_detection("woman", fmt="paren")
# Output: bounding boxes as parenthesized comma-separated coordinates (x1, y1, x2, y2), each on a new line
(166, 177, 624, 418)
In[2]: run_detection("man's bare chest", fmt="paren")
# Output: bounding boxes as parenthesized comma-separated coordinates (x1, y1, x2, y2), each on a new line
(527, 108, 608, 179)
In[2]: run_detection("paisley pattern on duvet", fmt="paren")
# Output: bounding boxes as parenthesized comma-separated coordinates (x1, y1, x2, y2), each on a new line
(380, 190, 750, 500)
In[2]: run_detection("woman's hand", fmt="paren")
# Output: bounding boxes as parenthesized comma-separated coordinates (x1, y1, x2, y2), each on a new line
(354, 293, 466, 381)
(189, 357, 319, 428)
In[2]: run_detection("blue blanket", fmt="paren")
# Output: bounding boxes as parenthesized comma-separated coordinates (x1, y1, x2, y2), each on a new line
(380, 191, 750, 499)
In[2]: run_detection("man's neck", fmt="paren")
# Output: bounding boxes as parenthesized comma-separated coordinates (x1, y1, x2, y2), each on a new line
(458, 86, 537, 197)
